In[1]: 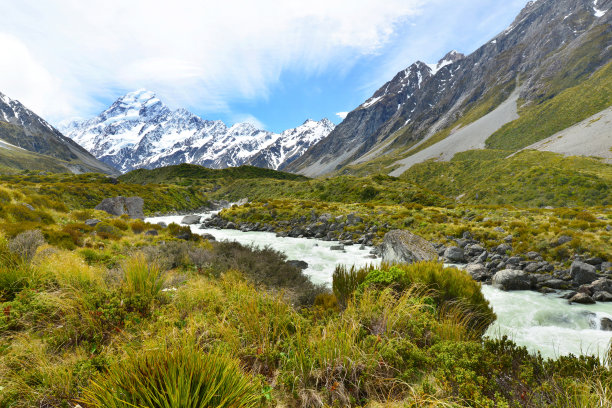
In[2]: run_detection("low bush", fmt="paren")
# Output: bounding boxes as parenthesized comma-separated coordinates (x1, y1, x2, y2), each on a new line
(8, 229, 45, 262)
(360, 262, 495, 336)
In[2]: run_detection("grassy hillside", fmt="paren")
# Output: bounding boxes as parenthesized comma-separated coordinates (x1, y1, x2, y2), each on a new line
(208, 174, 450, 207)
(0, 172, 209, 217)
(0, 170, 609, 406)
(402, 150, 612, 207)
(486, 60, 612, 151)
(119, 163, 308, 185)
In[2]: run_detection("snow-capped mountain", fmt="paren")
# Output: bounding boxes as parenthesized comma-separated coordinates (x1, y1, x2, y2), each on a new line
(60, 90, 334, 173)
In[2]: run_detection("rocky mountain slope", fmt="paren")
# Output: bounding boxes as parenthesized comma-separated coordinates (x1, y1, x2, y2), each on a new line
(61, 90, 334, 173)
(287, 0, 612, 177)
(0, 92, 118, 174)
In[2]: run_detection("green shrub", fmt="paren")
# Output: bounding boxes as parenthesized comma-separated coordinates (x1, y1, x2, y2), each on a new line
(360, 262, 495, 336)
(110, 218, 129, 231)
(0, 238, 44, 302)
(95, 222, 123, 240)
(80, 344, 262, 408)
(130, 219, 146, 234)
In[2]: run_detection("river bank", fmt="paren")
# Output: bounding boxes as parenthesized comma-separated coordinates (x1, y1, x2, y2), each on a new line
(147, 213, 612, 360)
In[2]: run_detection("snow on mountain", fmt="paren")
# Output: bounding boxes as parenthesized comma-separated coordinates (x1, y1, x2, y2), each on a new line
(60, 89, 334, 173)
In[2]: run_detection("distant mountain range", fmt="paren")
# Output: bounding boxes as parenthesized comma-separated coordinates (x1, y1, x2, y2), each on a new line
(60, 90, 334, 173)
(287, 0, 612, 176)
(0, 92, 118, 174)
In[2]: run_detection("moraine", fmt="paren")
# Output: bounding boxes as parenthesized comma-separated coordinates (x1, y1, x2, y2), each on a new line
(147, 212, 612, 361)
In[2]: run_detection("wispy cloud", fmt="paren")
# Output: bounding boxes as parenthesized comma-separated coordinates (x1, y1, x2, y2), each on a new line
(336, 112, 349, 120)
(0, 0, 425, 123)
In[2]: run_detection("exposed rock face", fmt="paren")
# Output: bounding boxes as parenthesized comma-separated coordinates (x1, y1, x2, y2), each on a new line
(570, 261, 598, 285)
(381, 230, 438, 264)
(287, 0, 612, 177)
(492, 269, 534, 291)
(95, 196, 144, 219)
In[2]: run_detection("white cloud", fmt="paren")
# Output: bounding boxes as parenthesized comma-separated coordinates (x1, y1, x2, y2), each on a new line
(0, 0, 425, 123)
(336, 112, 349, 120)
(230, 114, 266, 130)
(0, 33, 81, 119)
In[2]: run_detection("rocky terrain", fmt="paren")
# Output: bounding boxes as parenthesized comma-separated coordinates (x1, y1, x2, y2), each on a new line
(200, 210, 612, 304)
(61, 89, 334, 173)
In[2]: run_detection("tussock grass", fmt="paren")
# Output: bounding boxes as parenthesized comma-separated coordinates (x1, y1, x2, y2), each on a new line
(81, 341, 262, 408)
(122, 252, 165, 298)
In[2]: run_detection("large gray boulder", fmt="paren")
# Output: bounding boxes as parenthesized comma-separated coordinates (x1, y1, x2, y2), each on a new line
(585, 278, 612, 293)
(444, 246, 466, 263)
(381, 230, 437, 264)
(570, 261, 598, 285)
(465, 263, 490, 281)
(181, 215, 202, 225)
(569, 292, 595, 304)
(492, 269, 534, 291)
(95, 196, 144, 219)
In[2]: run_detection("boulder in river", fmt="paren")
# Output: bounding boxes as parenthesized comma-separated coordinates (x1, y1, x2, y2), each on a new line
(492, 269, 534, 291)
(601, 317, 612, 331)
(465, 263, 490, 281)
(444, 246, 466, 263)
(95, 196, 144, 219)
(381, 230, 438, 264)
(181, 215, 202, 225)
(569, 292, 595, 305)
(288, 260, 308, 270)
(570, 261, 598, 285)
(593, 291, 612, 302)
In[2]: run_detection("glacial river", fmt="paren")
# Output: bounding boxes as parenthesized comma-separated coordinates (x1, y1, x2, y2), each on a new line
(147, 213, 612, 360)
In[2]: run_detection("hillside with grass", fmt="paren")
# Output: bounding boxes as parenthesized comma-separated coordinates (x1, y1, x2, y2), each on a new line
(401, 150, 612, 207)
(119, 163, 308, 185)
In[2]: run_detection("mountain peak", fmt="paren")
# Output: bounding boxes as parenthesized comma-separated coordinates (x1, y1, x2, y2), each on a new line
(439, 50, 464, 65)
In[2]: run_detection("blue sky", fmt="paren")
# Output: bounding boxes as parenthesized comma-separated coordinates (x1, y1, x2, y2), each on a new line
(1, 0, 528, 133)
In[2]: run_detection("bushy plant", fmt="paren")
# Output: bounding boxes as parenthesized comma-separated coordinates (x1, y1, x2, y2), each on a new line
(360, 262, 495, 336)
(8, 229, 45, 262)
(95, 222, 122, 240)
(80, 343, 263, 408)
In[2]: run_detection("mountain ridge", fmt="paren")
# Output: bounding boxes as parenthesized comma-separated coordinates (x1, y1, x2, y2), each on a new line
(0, 91, 119, 175)
(61, 90, 335, 173)
(287, 0, 612, 177)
